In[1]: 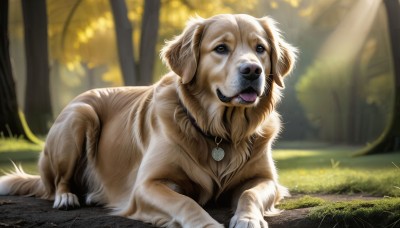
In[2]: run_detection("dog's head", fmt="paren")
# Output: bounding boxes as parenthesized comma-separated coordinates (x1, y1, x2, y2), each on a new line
(162, 14, 296, 107)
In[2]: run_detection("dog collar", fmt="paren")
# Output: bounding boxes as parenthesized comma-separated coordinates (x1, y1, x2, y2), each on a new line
(178, 98, 212, 139)
(178, 99, 226, 161)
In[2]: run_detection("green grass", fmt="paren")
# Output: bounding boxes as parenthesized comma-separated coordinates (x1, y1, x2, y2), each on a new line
(273, 143, 400, 227)
(274, 144, 400, 197)
(278, 195, 326, 210)
(0, 138, 42, 174)
(278, 195, 400, 227)
(309, 198, 400, 227)
(0, 137, 43, 152)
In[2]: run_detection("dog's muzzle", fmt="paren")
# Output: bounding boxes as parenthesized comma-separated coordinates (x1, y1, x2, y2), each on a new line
(216, 62, 265, 104)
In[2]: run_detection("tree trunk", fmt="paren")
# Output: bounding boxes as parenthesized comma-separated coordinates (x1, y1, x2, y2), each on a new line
(22, 0, 52, 135)
(360, 0, 400, 155)
(109, 0, 138, 86)
(0, 0, 24, 138)
(139, 0, 161, 85)
(0, 0, 37, 142)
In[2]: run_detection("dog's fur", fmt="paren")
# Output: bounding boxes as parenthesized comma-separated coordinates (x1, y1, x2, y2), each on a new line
(0, 14, 296, 227)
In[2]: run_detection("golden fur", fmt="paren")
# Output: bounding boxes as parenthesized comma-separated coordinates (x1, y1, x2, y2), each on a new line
(0, 14, 296, 227)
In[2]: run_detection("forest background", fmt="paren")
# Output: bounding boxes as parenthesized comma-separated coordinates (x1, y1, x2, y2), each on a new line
(1, 0, 398, 152)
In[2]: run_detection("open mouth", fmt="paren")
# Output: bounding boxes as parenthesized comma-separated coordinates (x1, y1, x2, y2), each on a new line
(217, 87, 260, 104)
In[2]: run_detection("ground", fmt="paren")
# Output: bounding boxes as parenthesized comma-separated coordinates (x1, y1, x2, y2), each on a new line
(0, 194, 385, 228)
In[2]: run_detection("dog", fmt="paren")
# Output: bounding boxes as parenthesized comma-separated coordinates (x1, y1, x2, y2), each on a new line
(0, 14, 296, 227)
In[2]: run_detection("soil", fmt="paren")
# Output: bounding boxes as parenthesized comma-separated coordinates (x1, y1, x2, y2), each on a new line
(0, 194, 383, 228)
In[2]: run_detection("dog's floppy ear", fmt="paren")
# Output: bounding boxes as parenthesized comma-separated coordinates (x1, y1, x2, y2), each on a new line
(259, 17, 297, 88)
(161, 17, 205, 84)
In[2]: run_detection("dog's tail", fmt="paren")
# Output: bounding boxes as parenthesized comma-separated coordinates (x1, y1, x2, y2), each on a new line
(0, 162, 49, 199)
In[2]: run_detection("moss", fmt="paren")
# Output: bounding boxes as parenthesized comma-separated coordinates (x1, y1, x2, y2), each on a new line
(309, 198, 400, 227)
(278, 195, 326, 210)
(277, 195, 400, 227)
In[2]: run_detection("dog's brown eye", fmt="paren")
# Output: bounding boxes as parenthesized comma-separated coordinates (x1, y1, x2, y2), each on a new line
(214, 44, 229, 54)
(256, 45, 265, 54)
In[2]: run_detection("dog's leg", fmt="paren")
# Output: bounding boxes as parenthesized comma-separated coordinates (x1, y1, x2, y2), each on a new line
(51, 147, 81, 210)
(122, 179, 223, 228)
(229, 178, 287, 228)
(45, 103, 100, 210)
(45, 132, 82, 210)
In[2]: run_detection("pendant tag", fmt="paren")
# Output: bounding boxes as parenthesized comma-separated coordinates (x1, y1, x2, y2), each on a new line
(212, 147, 225, 161)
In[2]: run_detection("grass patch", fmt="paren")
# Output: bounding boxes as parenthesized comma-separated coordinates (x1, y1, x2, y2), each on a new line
(0, 138, 42, 174)
(278, 195, 326, 210)
(309, 198, 400, 227)
(0, 138, 43, 152)
(278, 168, 399, 196)
(278, 195, 400, 227)
(274, 145, 400, 197)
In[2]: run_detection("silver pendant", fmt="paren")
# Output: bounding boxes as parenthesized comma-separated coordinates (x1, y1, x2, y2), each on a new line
(211, 137, 224, 161)
(212, 147, 225, 161)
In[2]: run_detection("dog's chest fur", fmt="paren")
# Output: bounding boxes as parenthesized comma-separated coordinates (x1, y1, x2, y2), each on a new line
(145, 74, 277, 205)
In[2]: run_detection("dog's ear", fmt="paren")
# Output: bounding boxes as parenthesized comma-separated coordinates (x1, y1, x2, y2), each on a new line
(161, 17, 205, 84)
(259, 17, 297, 88)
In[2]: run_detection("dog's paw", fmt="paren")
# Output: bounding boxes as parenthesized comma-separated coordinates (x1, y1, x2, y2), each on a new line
(229, 213, 268, 228)
(53, 192, 80, 210)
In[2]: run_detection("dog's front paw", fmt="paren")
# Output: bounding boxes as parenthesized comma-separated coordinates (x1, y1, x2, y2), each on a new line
(229, 213, 268, 228)
(53, 192, 80, 210)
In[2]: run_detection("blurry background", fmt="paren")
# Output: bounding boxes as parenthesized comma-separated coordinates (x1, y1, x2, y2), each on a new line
(3, 0, 396, 148)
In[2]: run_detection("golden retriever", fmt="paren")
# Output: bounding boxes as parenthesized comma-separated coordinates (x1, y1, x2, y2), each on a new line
(0, 14, 296, 227)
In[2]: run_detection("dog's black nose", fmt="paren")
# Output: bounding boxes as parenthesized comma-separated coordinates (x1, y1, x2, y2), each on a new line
(239, 63, 262, 81)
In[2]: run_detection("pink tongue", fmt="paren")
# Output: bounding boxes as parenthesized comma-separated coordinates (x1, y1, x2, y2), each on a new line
(239, 92, 258, 102)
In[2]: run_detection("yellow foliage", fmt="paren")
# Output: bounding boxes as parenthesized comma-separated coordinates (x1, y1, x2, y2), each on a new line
(61, 64, 84, 87)
(270, 1, 279, 9)
(85, 27, 94, 39)
(48, 0, 116, 67)
(45, 0, 300, 91)
(299, 6, 314, 17)
(102, 64, 124, 87)
(283, 0, 301, 8)
(127, 1, 143, 22)
(159, 0, 259, 35)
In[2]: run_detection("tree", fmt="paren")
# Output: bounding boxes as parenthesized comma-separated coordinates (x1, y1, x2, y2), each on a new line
(22, 0, 52, 135)
(361, 0, 400, 155)
(110, 0, 161, 86)
(0, 0, 25, 138)
(110, 0, 138, 86)
(138, 0, 161, 85)
(0, 0, 39, 143)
